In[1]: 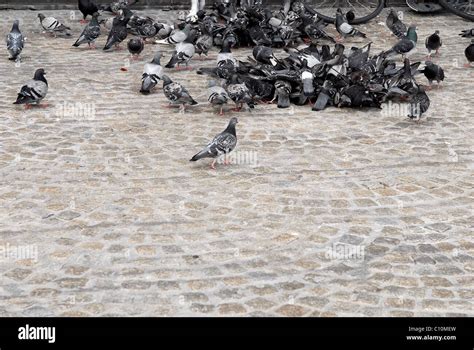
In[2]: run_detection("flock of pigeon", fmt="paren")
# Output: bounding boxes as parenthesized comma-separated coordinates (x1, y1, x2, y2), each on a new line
(5, 0, 474, 168)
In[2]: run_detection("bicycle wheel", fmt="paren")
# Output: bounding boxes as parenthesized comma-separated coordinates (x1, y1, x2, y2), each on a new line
(439, 0, 474, 21)
(304, 0, 385, 24)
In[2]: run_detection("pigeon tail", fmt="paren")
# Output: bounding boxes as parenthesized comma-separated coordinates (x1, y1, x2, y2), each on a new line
(190, 149, 208, 161)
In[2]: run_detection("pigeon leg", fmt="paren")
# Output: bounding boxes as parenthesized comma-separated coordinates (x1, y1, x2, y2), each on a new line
(435, 49, 440, 57)
(115, 44, 123, 51)
(219, 106, 224, 116)
(210, 159, 217, 169)
(179, 104, 186, 113)
(464, 62, 472, 68)
(38, 103, 49, 108)
(24, 104, 32, 110)
(79, 19, 88, 24)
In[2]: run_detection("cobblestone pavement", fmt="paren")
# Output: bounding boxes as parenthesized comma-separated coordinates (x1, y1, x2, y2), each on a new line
(0, 8, 473, 317)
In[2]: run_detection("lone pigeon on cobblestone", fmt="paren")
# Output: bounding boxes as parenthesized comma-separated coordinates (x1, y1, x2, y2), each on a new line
(13, 68, 48, 108)
(190, 117, 238, 169)
(6, 20, 24, 61)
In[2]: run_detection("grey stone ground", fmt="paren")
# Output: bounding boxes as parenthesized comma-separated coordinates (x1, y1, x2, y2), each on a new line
(0, 9, 473, 316)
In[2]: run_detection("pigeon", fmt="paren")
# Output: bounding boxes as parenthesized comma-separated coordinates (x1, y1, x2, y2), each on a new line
(165, 34, 196, 70)
(252, 45, 279, 66)
(407, 86, 430, 122)
(464, 39, 474, 67)
(335, 8, 366, 41)
(129, 17, 162, 41)
(348, 42, 371, 70)
(383, 25, 417, 59)
(13, 68, 48, 108)
(101, 0, 139, 14)
(155, 24, 190, 45)
(217, 41, 237, 66)
(78, 0, 99, 23)
(38, 14, 71, 36)
(162, 75, 198, 113)
(73, 12, 101, 48)
(156, 23, 173, 39)
(459, 28, 474, 38)
(190, 117, 238, 169)
(195, 27, 214, 59)
(140, 51, 163, 94)
(127, 37, 144, 59)
(273, 80, 292, 108)
(226, 75, 255, 111)
(419, 61, 444, 89)
(6, 20, 24, 61)
(207, 80, 229, 115)
(386, 9, 407, 38)
(425, 30, 442, 57)
(103, 9, 132, 50)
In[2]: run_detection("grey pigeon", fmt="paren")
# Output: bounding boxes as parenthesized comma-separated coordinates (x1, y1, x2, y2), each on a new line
(273, 80, 292, 108)
(407, 86, 430, 122)
(425, 30, 442, 57)
(162, 75, 198, 113)
(383, 25, 417, 59)
(207, 81, 229, 115)
(386, 9, 407, 38)
(190, 117, 238, 169)
(165, 34, 195, 70)
(226, 75, 255, 111)
(103, 9, 132, 50)
(155, 24, 190, 45)
(14, 68, 48, 107)
(140, 51, 163, 94)
(335, 8, 366, 41)
(38, 14, 71, 36)
(252, 45, 278, 66)
(73, 12, 101, 48)
(6, 20, 24, 61)
(419, 61, 444, 89)
(459, 28, 474, 38)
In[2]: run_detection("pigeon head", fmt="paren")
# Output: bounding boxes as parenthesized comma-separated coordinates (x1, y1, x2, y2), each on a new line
(336, 8, 343, 15)
(12, 19, 20, 30)
(227, 117, 239, 129)
(161, 75, 172, 85)
(346, 10, 355, 22)
(34, 69, 47, 83)
(151, 51, 163, 64)
(38, 13, 45, 21)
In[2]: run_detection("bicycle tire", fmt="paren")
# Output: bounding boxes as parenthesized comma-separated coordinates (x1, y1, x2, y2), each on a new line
(439, 0, 474, 21)
(304, 0, 386, 24)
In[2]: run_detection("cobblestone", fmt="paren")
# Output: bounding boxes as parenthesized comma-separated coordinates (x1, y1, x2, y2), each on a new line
(0, 9, 472, 316)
